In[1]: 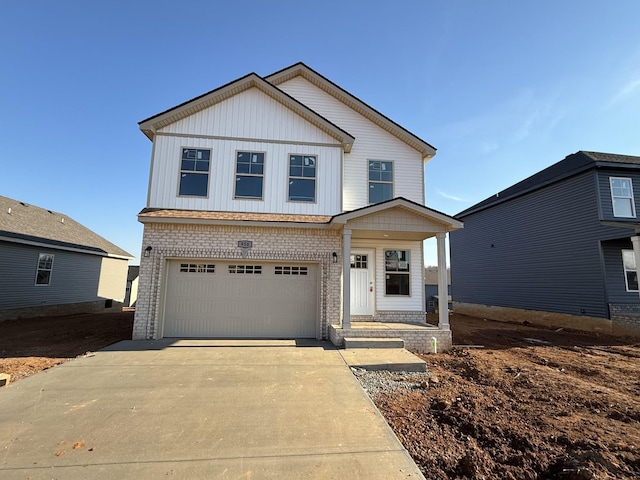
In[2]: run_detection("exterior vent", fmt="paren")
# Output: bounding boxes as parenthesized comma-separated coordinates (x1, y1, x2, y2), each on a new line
(7, 208, 11, 214)
(61, 217, 65, 224)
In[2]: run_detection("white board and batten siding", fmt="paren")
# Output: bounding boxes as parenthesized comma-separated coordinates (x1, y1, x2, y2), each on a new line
(148, 87, 343, 215)
(352, 239, 424, 312)
(277, 77, 425, 211)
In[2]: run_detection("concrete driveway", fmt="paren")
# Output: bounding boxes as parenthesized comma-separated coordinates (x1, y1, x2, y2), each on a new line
(0, 339, 424, 479)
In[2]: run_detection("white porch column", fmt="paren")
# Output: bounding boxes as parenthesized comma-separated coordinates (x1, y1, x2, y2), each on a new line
(632, 235, 640, 301)
(436, 232, 450, 330)
(342, 228, 352, 329)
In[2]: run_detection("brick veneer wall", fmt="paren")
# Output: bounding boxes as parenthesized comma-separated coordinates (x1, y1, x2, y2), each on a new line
(133, 223, 342, 340)
(609, 304, 640, 336)
(351, 311, 426, 324)
(329, 325, 452, 353)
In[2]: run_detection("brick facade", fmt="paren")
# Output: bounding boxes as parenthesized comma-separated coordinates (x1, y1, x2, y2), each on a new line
(352, 311, 426, 324)
(133, 223, 342, 340)
(329, 325, 452, 353)
(609, 303, 640, 336)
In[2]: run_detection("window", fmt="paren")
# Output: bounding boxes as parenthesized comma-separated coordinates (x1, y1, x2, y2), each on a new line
(384, 249, 410, 296)
(180, 263, 215, 273)
(350, 254, 368, 269)
(179, 148, 210, 196)
(275, 266, 308, 275)
(235, 151, 264, 199)
(369, 161, 393, 204)
(228, 265, 262, 274)
(36, 253, 54, 285)
(610, 177, 635, 218)
(622, 250, 638, 291)
(288, 155, 316, 202)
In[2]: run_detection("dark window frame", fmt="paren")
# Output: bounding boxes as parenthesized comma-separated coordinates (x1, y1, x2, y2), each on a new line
(178, 148, 211, 197)
(368, 160, 394, 204)
(288, 154, 317, 203)
(234, 151, 265, 200)
(384, 249, 410, 296)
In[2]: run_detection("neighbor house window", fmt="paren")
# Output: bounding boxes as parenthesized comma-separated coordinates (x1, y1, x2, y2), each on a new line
(288, 155, 316, 202)
(179, 148, 210, 196)
(622, 250, 638, 291)
(384, 249, 410, 295)
(610, 177, 635, 218)
(369, 161, 393, 204)
(36, 253, 54, 285)
(235, 151, 264, 199)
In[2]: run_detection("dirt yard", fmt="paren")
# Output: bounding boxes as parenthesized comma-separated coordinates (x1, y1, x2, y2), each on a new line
(1, 311, 639, 478)
(371, 314, 640, 479)
(0, 311, 133, 382)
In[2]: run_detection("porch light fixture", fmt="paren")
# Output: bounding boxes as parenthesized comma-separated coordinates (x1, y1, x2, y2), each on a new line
(332, 252, 338, 264)
(144, 246, 152, 257)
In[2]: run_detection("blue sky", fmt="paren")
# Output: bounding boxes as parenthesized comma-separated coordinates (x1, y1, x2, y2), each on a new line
(2, 1, 639, 265)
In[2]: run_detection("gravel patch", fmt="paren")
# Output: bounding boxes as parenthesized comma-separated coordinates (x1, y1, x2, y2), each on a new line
(351, 367, 433, 398)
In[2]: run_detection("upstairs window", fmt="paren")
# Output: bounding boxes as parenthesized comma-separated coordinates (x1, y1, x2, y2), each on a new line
(384, 249, 410, 296)
(369, 161, 393, 204)
(288, 155, 316, 202)
(179, 148, 210, 197)
(36, 253, 54, 285)
(622, 250, 638, 292)
(235, 151, 264, 199)
(610, 177, 635, 218)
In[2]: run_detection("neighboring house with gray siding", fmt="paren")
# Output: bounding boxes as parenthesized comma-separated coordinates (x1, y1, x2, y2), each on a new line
(0, 195, 133, 320)
(451, 151, 640, 336)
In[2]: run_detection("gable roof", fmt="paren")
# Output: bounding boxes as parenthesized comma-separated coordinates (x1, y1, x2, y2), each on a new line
(138, 71, 355, 152)
(330, 196, 462, 231)
(456, 151, 640, 218)
(0, 195, 132, 259)
(265, 62, 437, 160)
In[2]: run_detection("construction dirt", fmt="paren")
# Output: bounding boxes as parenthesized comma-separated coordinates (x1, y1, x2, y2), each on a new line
(1, 311, 639, 478)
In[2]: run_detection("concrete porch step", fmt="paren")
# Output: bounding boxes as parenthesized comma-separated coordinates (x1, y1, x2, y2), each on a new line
(340, 348, 427, 372)
(343, 337, 405, 349)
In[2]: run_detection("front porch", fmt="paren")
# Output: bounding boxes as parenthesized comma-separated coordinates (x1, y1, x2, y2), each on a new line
(328, 321, 452, 353)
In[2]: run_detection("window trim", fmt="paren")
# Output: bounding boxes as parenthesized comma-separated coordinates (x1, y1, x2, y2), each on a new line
(234, 150, 265, 201)
(368, 159, 394, 205)
(35, 253, 54, 286)
(622, 249, 638, 292)
(177, 147, 211, 198)
(610, 177, 636, 218)
(287, 154, 317, 204)
(384, 249, 410, 297)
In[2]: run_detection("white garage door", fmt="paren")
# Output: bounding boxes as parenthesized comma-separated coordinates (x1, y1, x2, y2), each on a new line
(163, 260, 318, 338)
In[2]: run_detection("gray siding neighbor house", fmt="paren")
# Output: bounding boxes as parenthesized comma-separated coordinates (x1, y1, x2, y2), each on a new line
(450, 151, 640, 336)
(0, 195, 133, 321)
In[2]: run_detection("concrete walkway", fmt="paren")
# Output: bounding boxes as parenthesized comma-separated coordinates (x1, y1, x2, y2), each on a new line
(0, 339, 424, 479)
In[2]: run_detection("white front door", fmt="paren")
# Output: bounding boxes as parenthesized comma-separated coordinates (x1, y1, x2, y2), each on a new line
(350, 251, 374, 316)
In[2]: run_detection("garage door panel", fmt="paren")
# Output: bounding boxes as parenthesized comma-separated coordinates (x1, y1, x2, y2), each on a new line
(164, 260, 317, 338)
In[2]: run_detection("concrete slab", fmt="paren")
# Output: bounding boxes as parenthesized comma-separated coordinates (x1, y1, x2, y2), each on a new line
(0, 340, 425, 479)
(340, 348, 428, 372)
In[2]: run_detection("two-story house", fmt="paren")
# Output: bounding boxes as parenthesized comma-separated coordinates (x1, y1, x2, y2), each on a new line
(451, 151, 640, 336)
(133, 63, 462, 351)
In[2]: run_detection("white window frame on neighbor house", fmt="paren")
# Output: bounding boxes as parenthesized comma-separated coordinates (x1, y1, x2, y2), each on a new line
(384, 249, 410, 296)
(178, 148, 211, 197)
(622, 250, 638, 292)
(35, 253, 54, 286)
(234, 151, 265, 200)
(610, 177, 636, 218)
(287, 154, 317, 203)
(368, 160, 394, 204)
